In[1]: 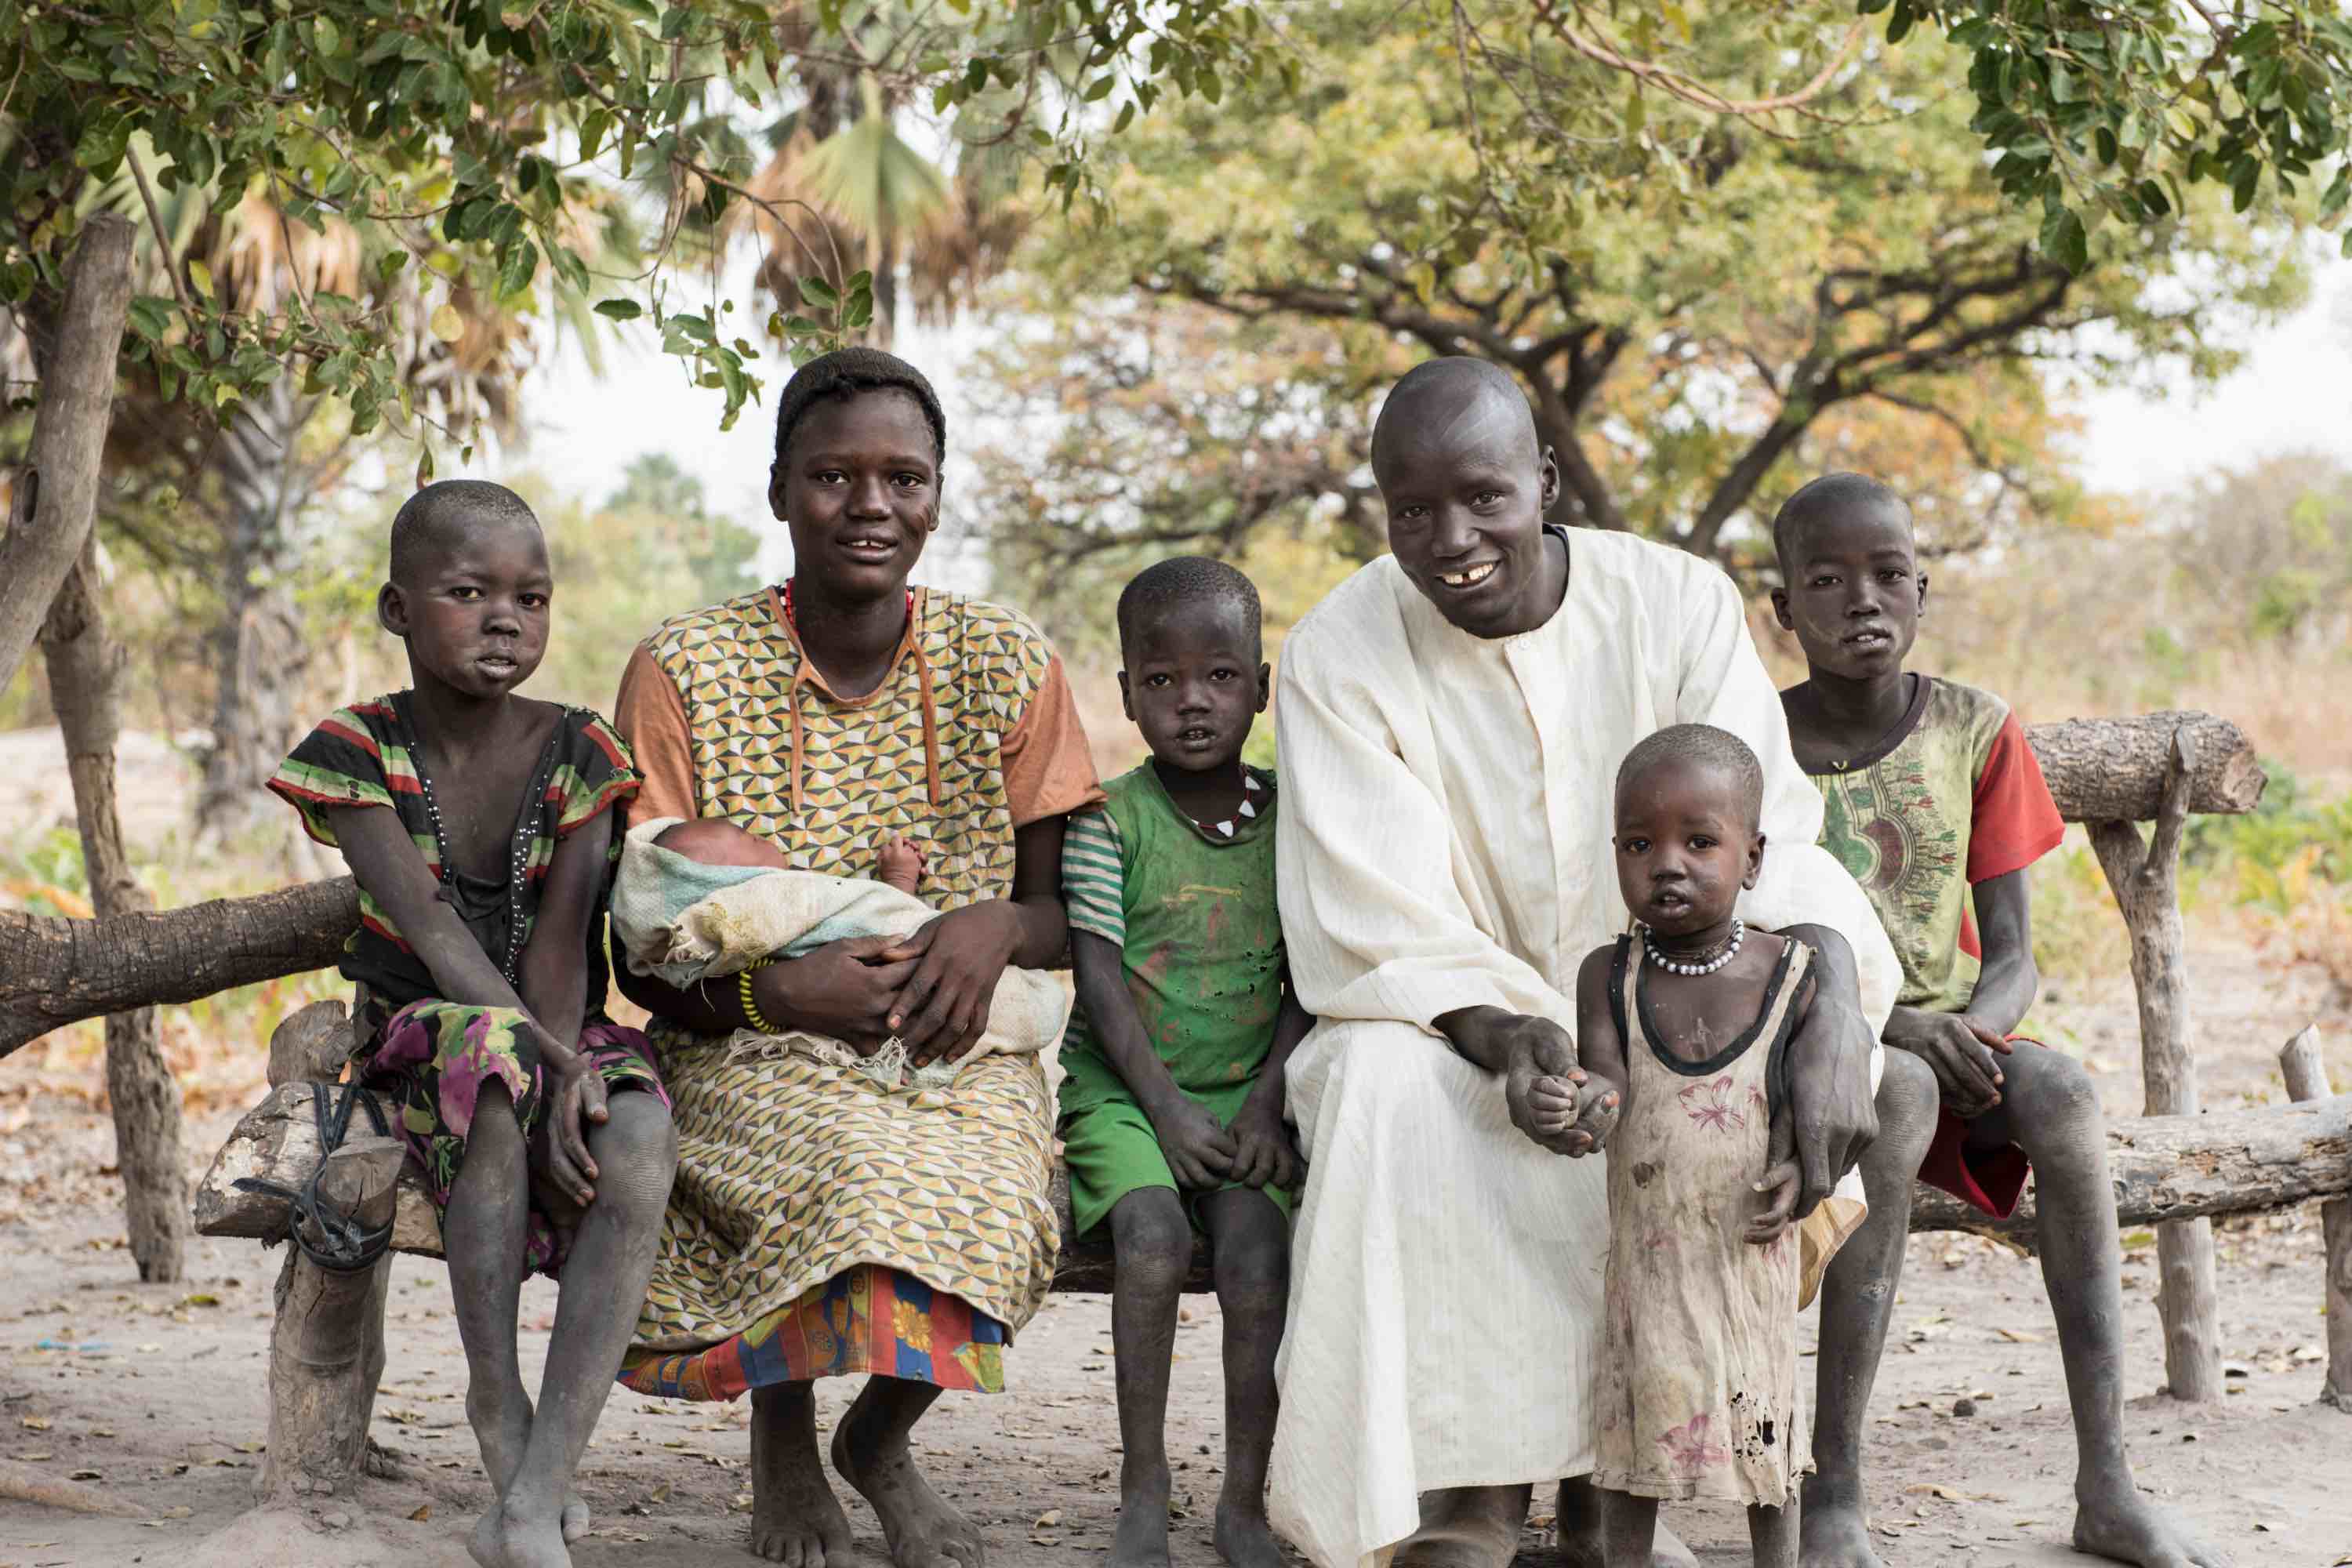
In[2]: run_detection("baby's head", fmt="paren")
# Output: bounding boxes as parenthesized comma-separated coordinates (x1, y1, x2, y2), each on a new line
(1613, 725, 1766, 938)
(380, 480, 551, 699)
(1115, 557, 1269, 775)
(1769, 472, 1924, 682)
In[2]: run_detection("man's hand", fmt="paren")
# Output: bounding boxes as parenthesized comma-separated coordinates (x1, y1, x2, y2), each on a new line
(1746, 1107, 1802, 1244)
(1149, 1095, 1240, 1190)
(1486, 1015, 1588, 1156)
(1885, 1006, 2008, 1118)
(1784, 993, 1879, 1219)
(1226, 1091, 1305, 1192)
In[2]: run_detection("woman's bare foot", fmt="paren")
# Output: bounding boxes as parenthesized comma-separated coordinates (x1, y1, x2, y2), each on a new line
(1109, 1457, 1173, 1568)
(2074, 1484, 2230, 1568)
(1212, 1490, 1283, 1568)
(829, 1388, 985, 1568)
(1794, 1493, 1882, 1568)
(469, 1497, 572, 1568)
(750, 1383, 855, 1565)
(469, 1386, 591, 1544)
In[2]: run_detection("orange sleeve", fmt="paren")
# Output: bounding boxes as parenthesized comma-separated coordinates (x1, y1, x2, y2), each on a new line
(1968, 713, 2067, 884)
(1000, 653, 1105, 826)
(612, 643, 700, 826)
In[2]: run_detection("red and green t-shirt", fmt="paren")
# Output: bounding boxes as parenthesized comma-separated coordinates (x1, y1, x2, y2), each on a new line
(1791, 677, 2066, 1014)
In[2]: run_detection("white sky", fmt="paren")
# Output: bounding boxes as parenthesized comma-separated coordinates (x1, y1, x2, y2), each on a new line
(492, 259, 2352, 579)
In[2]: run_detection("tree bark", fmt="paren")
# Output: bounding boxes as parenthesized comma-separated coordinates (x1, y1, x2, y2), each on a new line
(2280, 1026, 2352, 1413)
(38, 537, 189, 1283)
(255, 1135, 401, 1506)
(196, 1080, 445, 1258)
(2026, 711, 2265, 823)
(2089, 728, 2223, 1402)
(0, 213, 135, 693)
(1908, 1091, 2352, 1240)
(0, 877, 358, 1057)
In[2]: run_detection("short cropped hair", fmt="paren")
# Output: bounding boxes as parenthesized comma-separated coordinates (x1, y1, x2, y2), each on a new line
(771, 347, 947, 477)
(1115, 556, 1263, 653)
(1617, 724, 1766, 829)
(389, 480, 539, 586)
(1770, 471, 1910, 571)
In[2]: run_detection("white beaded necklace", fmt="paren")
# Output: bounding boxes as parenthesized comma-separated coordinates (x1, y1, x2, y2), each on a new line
(1639, 917, 1744, 977)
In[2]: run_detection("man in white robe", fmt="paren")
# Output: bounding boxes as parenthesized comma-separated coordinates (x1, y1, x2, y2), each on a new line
(1269, 359, 1900, 1568)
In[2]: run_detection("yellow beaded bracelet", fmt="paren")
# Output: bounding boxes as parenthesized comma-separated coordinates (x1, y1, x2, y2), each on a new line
(739, 957, 779, 1034)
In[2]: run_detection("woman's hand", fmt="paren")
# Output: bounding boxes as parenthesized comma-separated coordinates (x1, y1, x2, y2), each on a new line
(535, 1027, 608, 1207)
(881, 901, 1025, 1067)
(1226, 1088, 1305, 1192)
(758, 935, 918, 1054)
(1148, 1094, 1240, 1190)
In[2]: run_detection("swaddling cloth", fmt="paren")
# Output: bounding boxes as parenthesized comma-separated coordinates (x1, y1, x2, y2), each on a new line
(609, 817, 1073, 1090)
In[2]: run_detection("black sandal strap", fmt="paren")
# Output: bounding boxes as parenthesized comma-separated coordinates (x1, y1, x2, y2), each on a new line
(234, 1080, 397, 1273)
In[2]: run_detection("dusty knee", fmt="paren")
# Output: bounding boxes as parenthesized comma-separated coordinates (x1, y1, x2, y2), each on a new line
(2005, 1049, 2102, 1148)
(1111, 1189, 1195, 1287)
(589, 1092, 677, 1220)
(655, 816, 788, 870)
(1212, 1229, 1289, 1312)
(1871, 1050, 1941, 1159)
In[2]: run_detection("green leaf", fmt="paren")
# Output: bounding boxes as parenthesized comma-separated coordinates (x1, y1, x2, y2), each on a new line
(2232, 158, 2260, 212)
(2038, 205, 2089, 274)
(1113, 102, 1135, 134)
(187, 260, 216, 301)
(127, 296, 176, 339)
(798, 274, 839, 309)
(594, 298, 644, 321)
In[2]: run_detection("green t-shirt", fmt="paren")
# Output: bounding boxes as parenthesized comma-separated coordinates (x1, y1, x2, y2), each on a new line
(1057, 762, 1285, 1120)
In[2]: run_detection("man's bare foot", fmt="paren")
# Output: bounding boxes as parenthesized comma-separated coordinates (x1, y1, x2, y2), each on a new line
(1394, 1484, 1526, 1567)
(1552, 1479, 1698, 1568)
(1110, 1458, 1173, 1568)
(1212, 1491, 1283, 1568)
(750, 1385, 855, 1565)
(2074, 1486, 2230, 1568)
(1795, 1493, 1882, 1568)
(830, 1400, 985, 1568)
(469, 1498, 571, 1568)
(468, 1386, 591, 1544)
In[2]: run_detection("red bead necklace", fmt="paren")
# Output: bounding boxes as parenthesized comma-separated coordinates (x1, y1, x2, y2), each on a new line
(781, 578, 915, 628)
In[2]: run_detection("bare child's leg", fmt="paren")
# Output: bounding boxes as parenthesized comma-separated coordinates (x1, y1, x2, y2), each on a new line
(875, 835, 925, 897)
(472, 1092, 676, 1568)
(1195, 1188, 1287, 1568)
(1800, 1051, 1940, 1568)
(749, 1381, 855, 1565)
(441, 1083, 544, 1566)
(1601, 1489, 1660, 1568)
(1751, 1497, 1798, 1568)
(1970, 1044, 2227, 1568)
(1105, 1188, 1193, 1568)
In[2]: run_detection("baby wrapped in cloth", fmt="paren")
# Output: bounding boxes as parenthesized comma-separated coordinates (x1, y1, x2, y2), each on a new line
(610, 816, 1073, 1087)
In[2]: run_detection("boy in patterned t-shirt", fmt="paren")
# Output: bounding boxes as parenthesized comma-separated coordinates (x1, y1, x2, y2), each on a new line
(1769, 474, 2222, 1568)
(1058, 557, 1312, 1568)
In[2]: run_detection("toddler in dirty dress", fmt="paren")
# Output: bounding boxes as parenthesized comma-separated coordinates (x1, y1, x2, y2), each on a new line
(1533, 723, 1835, 1568)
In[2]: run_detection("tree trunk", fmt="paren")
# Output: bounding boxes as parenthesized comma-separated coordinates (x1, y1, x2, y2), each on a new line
(193, 383, 318, 853)
(39, 537, 189, 1283)
(2280, 1026, 2352, 1413)
(256, 1136, 401, 1505)
(2089, 727, 2223, 1402)
(197, 1079, 445, 1258)
(0, 877, 358, 1057)
(0, 213, 135, 693)
(2026, 711, 2265, 822)
(1908, 1091, 2352, 1241)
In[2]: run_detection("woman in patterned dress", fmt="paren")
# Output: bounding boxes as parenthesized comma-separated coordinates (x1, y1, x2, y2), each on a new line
(608, 348, 1102, 1568)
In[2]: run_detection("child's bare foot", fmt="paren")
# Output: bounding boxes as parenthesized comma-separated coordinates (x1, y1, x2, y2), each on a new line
(2073, 1484, 2230, 1568)
(469, 1497, 571, 1568)
(1212, 1490, 1283, 1568)
(469, 1386, 591, 1544)
(1795, 1494, 1882, 1568)
(750, 1385, 854, 1565)
(1109, 1457, 1173, 1568)
(829, 1392, 985, 1568)
(876, 834, 926, 897)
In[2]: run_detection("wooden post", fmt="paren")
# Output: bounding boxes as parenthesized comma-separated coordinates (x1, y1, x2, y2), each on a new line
(2280, 1025, 2352, 1413)
(2089, 727, 2223, 1403)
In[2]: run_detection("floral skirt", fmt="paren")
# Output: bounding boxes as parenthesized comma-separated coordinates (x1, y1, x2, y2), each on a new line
(361, 1000, 669, 1277)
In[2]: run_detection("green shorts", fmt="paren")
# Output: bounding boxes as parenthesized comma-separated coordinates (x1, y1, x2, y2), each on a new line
(1058, 1096, 1292, 1240)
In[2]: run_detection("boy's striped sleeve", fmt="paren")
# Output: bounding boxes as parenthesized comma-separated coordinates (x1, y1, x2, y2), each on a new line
(1060, 807, 1127, 948)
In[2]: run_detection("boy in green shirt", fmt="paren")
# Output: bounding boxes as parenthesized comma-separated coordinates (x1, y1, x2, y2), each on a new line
(1772, 474, 2224, 1568)
(1059, 556, 1312, 1568)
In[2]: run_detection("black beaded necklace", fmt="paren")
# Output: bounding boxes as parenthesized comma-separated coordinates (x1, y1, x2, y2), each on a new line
(400, 695, 538, 989)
